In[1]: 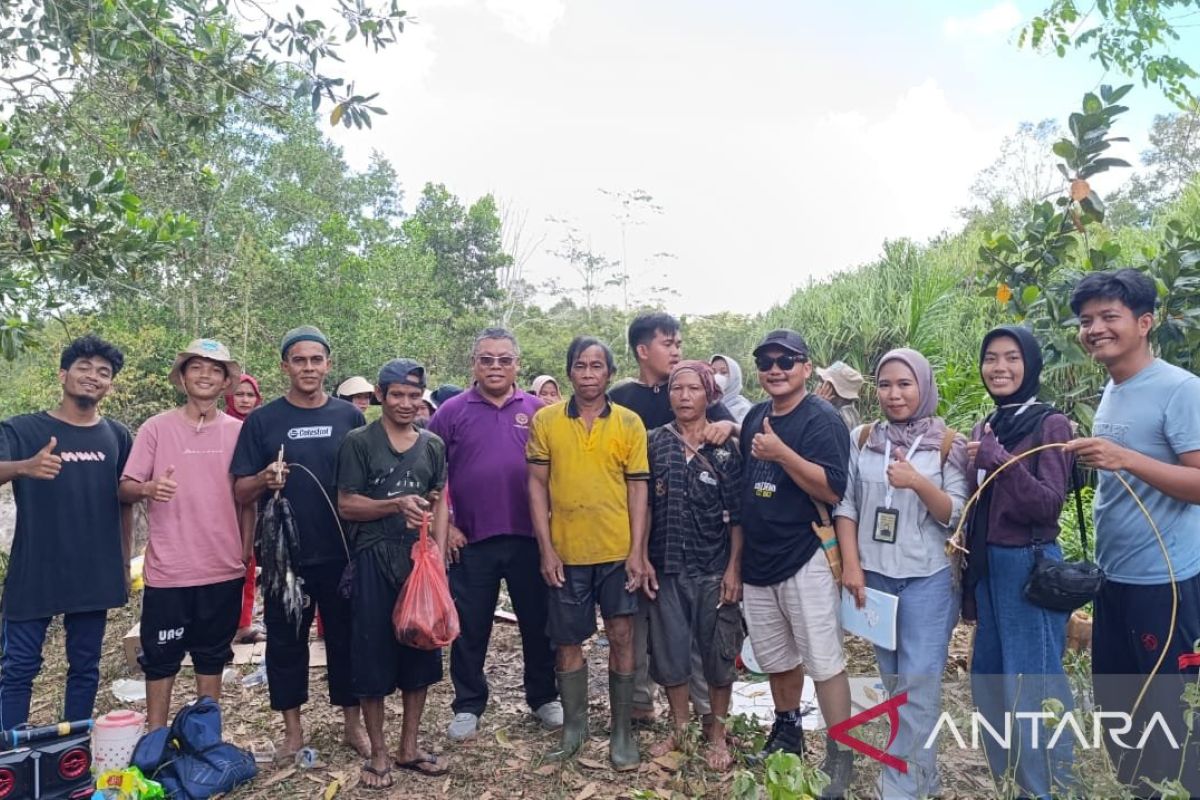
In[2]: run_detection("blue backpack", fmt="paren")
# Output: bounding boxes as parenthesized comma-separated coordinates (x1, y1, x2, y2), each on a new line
(130, 697, 256, 799)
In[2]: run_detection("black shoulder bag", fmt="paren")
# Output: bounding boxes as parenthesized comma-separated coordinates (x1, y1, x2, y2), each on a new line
(1023, 463, 1105, 612)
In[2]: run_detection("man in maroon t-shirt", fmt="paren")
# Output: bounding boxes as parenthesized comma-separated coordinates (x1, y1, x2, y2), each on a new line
(429, 327, 562, 741)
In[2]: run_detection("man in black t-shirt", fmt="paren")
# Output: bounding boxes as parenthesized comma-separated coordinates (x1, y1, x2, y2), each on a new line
(230, 325, 368, 758)
(609, 312, 738, 724)
(337, 359, 450, 786)
(0, 335, 133, 728)
(738, 329, 855, 797)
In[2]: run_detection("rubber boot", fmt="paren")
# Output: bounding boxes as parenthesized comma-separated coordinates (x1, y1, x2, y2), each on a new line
(546, 667, 588, 762)
(608, 671, 640, 771)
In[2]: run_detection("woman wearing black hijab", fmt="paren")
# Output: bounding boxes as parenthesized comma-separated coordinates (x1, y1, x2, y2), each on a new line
(965, 326, 1076, 799)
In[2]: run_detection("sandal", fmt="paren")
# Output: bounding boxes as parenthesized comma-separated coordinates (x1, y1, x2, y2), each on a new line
(360, 762, 394, 789)
(235, 625, 267, 644)
(394, 753, 449, 777)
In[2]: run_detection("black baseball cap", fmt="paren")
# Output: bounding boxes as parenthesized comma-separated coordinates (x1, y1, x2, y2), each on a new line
(752, 329, 809, 359)
(378, 358, 426, 389)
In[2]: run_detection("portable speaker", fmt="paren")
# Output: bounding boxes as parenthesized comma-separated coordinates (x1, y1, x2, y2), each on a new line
(0, 732, 93, 800)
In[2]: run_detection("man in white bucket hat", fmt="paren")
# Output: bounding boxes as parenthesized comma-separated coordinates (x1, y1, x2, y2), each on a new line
(119, 338, 254, 729)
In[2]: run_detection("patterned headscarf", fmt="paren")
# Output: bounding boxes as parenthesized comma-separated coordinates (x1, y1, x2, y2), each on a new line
(669, 360, 721, 405)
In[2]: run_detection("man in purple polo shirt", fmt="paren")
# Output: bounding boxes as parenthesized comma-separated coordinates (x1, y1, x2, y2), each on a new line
(429, 327, 562, 741)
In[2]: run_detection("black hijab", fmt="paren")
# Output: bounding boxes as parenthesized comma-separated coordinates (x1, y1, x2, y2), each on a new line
(980, 326, 1056, 448)
(964, 326, 1058, 613)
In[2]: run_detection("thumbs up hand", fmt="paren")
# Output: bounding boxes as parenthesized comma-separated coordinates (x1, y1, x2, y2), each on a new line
(886, 447, 921, 490)
(23, 437, 62, 480)
(751, 417, 790, 463)
(146, 465, 178, 503)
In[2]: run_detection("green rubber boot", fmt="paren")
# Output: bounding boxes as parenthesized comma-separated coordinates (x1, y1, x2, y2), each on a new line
(608, 671, 640, 771)
(546, 667, 588, 762)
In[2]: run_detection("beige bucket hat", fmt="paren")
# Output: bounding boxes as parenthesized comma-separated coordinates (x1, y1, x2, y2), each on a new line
(816, 360, 864, 400)
(169, 338, 241, 390)
(337, 376, 374, 397)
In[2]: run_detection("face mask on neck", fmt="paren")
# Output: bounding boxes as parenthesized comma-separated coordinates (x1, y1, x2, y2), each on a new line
(714, 374, 729, 392)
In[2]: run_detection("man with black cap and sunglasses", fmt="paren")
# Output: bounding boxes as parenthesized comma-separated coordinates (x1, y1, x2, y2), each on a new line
(230, 325, 369, 758)
(739, 329, 855, 797)
(338, 358, 450, 786)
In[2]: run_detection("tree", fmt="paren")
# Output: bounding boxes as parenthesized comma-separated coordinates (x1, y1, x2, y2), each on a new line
(966, 120, 1068, 216)
(1105, 110, 1200, 226)
(979, 86, 1200, 426)
(1021, 0, 1200, 107)
(0, 0, 407, 357)
(545, 221, 621, 323)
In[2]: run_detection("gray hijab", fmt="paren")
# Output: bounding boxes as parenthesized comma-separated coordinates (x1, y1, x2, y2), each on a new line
(864, 348, 968, 473)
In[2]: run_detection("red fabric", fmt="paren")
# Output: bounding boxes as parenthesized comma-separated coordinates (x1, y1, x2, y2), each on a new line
(239, 555, 256, 629)
(393, 517, 460, 650)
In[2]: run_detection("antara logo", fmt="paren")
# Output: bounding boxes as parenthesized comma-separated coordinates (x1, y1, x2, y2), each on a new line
(829, 692, 909, 773)
(830, 691, 1181, 773)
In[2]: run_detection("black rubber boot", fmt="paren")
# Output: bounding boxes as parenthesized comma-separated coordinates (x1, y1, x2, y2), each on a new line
(608, 671, 640, 771)
(819, 733, 855, 799)
(546, 667, 588, 762)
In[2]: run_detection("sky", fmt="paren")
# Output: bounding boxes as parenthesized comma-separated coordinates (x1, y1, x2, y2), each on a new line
(316, 0, 1199, 317)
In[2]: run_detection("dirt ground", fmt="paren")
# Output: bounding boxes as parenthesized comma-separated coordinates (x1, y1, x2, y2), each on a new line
(21, 584, 1080, 800)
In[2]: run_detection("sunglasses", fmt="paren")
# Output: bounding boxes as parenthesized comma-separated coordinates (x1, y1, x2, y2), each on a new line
(755, 354, 806, 372)
(475, 355, 516, 367)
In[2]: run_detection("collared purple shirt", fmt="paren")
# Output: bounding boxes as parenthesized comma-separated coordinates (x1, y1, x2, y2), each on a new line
(427, 384, 544, 542)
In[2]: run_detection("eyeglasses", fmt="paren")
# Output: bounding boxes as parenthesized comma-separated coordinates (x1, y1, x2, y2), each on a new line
(755, 354, 805, 372)
(475, 355, 516, 367)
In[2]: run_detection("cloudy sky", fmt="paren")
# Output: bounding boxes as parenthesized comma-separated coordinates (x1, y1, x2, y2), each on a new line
(320, 0, 1198, 316)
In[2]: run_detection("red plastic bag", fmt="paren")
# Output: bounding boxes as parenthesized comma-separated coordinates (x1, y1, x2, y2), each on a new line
(392, 516, 460, 649)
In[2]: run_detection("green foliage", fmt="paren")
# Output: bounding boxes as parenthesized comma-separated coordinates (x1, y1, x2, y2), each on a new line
(764, 237, 1000, 431)
(979, 86, 1200, 424)
(731, 751, 829, 800)
(0, 0, 406, 357)
(1021, 1, 1200, 107)
(1105, 110, 1200, 227)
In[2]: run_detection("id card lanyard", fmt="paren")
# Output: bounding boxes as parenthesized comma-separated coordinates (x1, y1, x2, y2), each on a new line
(874, 433, 923, 544)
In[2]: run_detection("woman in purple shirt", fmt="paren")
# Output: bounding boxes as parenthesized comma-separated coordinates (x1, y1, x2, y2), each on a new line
(965, 325, 1075, 800)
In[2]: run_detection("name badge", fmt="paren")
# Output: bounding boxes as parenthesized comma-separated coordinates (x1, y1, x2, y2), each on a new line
(873, 507, 899, 544)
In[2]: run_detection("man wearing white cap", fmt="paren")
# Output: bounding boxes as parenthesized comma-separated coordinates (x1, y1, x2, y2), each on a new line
(119, 338, 255, 729)
(815, 361, 864, 431)
(337, 376, 375, 413)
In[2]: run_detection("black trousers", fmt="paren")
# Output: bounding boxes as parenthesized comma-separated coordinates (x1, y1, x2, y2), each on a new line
(264, 560, 357, 711)
(449, 535, 557, 716)
(1093, 573, 1200, 796)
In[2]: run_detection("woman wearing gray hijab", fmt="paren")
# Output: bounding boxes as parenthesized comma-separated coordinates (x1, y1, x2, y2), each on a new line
(833, 348, 969, 799)
(709, 354, 753, 422)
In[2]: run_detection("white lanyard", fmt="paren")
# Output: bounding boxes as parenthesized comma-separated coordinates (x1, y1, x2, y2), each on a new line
(882, 434, 923, 507)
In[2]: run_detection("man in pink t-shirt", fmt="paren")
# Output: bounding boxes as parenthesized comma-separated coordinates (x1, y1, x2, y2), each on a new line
(119, 339, 254, 729)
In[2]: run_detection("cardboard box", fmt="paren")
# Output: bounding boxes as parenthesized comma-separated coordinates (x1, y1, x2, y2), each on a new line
(123, 623, 326, 672)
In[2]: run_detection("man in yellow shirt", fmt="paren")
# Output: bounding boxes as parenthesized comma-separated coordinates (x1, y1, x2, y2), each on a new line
(527, 335, 651, 771)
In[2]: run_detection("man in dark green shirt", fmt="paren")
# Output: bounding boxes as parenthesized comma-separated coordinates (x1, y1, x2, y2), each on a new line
(337, 358, 449, 787)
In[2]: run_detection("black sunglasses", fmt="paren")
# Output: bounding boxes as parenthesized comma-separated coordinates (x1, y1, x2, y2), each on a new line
(755, 354, 806, 372)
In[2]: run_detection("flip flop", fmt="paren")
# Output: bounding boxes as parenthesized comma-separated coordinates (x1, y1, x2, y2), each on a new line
(394, 754, 449, 777)
(235, 625, 267, 644)
(361, 762, 394, 789)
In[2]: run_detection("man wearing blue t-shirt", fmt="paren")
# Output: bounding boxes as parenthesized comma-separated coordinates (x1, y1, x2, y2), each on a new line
(1066, 269, 1200, 795)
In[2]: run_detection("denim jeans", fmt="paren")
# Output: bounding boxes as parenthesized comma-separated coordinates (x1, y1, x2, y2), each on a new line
(971, 543, 1073, 800)
(0, 610, 107, 728)
(865, 567, 959, 799)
